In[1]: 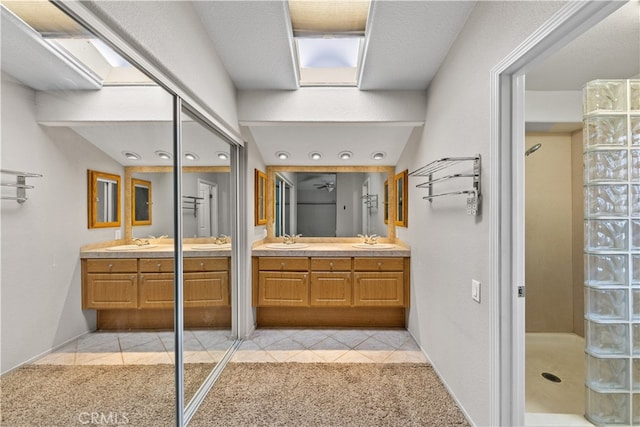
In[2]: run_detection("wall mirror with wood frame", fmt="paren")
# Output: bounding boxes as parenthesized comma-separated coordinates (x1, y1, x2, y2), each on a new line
(88, 170, 121, 228)
(265, 166, 397, 240)
(131, 178, 152, 226)
(255, 169, 267, 225)
(395, 169, 408, 227)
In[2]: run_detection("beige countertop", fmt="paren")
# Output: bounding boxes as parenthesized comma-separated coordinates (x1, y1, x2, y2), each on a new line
(251, 242, 410, 257)
(80, 243, 231, 259)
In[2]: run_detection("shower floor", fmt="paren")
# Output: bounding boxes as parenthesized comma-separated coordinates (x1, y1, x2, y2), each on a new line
(525, 332, 593, 426)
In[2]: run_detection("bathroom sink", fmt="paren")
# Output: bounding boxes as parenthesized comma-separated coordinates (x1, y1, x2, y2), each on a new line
(190, 243, 231, 250)
(266, 243, 309, 249)
(352, 243, 395, 249)
(105, 244, 158, 251)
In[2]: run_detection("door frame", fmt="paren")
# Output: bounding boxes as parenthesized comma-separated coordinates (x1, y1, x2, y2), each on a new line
(490, 1, 627, 425)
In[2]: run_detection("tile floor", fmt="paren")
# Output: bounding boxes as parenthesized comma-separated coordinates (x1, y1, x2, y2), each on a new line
(32, 330, 234, 366)
(230, 328, 428, 364)
(32, 328, 427, 366)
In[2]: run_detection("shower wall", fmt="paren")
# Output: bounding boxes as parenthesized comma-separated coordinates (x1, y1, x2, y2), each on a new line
(525, 132, 585, 335)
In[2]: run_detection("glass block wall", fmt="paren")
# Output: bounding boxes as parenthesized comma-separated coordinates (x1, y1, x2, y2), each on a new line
(584, 79, 640, 425)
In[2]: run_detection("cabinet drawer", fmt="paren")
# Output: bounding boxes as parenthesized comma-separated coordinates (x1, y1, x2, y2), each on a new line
(139, 272, 229, 309)
(86, 259, 138, 273)
(310, 257, 351, 271)
(353, 257, 404, 271)
(353, 272, 404, 307)
(184, 257, 228, 272)
(310, 272, 351, 306)
(139, 258, 174, 273)
(257, 271, 309, 306)
(85, 273, 138, 309)
(259, 257, 309, 271)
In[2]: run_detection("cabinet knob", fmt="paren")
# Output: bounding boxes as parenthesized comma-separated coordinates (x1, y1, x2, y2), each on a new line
(329, 262, 334, 269)
(108, 263, 113, 271)
(132, 275, 137, 281)
(281, 262, 285, 269)
(157, 263, 161, 271)
(200, 262, 205, 269)
(377, 262, 382, 269)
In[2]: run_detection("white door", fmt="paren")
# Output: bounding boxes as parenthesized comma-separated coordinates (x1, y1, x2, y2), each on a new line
(197, 180, 217, 237)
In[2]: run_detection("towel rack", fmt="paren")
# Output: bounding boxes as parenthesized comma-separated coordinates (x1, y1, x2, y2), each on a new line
(361, 194, 378, 210)
(409, 155, 481, 216)
(1, 169, 43, 204)
(182, 195, 203, 217)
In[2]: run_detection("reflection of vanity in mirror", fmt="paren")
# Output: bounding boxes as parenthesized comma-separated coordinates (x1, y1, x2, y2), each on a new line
(266, 166, 397, 239)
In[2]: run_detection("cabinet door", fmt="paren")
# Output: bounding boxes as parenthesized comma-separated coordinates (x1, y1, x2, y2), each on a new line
(353, 272, 404, 307)
(310, 272, 352, 306)
(85, 273, 138, 309)
(184, 272, 229, 307)
(138, 273, 174, 309)
(139, 272, 230, 308)
(257, 271, 309, 307)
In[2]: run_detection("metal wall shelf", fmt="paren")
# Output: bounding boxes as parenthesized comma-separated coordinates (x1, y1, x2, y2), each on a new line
(409, 155, 481, 216)
(1, 169, 43, 203)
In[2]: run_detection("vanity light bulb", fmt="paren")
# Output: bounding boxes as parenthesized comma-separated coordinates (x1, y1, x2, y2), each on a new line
(372, 152, 385, 160)
(123, 151, 141, 160)
(277, 152, 289, 160)
(339, 151, 352, 160)
(217, 152, 229, 160)
(155, 151, 172, 160)
(309, 152, 322, 160)
(184, 152, 199, 161)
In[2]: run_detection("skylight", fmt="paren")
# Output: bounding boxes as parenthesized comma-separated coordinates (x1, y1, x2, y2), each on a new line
(1, 0, 152, 86)
(288, 0, 370, 87)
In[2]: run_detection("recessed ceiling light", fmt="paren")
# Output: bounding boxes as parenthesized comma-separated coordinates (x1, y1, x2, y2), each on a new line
(217, 152, 229, 160)
(122, 151, 141, 160)
(338, 151, 352, 160)
(155, 150, 172, 160)
(309, 152, 322, 160)
(276, 151, 290, 160)
(371, 151, 386, 160)
(184, 152, 199, 161)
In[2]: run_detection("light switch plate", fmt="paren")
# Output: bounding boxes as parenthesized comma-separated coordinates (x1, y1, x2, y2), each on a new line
(115, 229, 121, 240)
(472, 279, 481, 303)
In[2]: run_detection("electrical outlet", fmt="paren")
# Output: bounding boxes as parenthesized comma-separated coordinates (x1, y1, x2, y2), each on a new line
(115, 230, 121, 240)
(472, 279, 481, 303)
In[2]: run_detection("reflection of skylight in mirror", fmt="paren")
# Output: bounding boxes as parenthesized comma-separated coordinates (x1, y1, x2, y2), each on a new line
(90, 39, 131, 67)
(297, 38, 361, 68)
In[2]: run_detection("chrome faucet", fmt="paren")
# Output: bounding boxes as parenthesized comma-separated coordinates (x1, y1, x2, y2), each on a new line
(215, 234, 230, 245)
(357, 234, 378, 245)
(132, 237, 150, 246)
(282, 234, 302, 244)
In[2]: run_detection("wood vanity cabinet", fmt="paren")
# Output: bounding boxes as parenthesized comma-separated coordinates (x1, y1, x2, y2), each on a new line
(253, 254, 409, 327)
(253, 256, 408, 308)
(137, 257, 229, 309)
(310, 257, 352, 307)
(353, 257, 404, 307)
(82, 257, 229, 310)
(83, 259, 138, 309)
(257, 257, 309, 307)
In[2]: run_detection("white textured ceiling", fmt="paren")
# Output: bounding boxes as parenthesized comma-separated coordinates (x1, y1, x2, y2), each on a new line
(192, 1, 299, 90)
(358, 1, 475, 90)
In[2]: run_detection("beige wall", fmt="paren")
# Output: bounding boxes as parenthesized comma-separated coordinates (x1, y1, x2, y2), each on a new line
(525, 133, 575, 332)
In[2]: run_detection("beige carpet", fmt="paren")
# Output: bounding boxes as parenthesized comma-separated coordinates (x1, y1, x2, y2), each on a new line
(190, 363, 469, 426)
(1, 364, 212, 426)
(2, 362, 469, 426)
